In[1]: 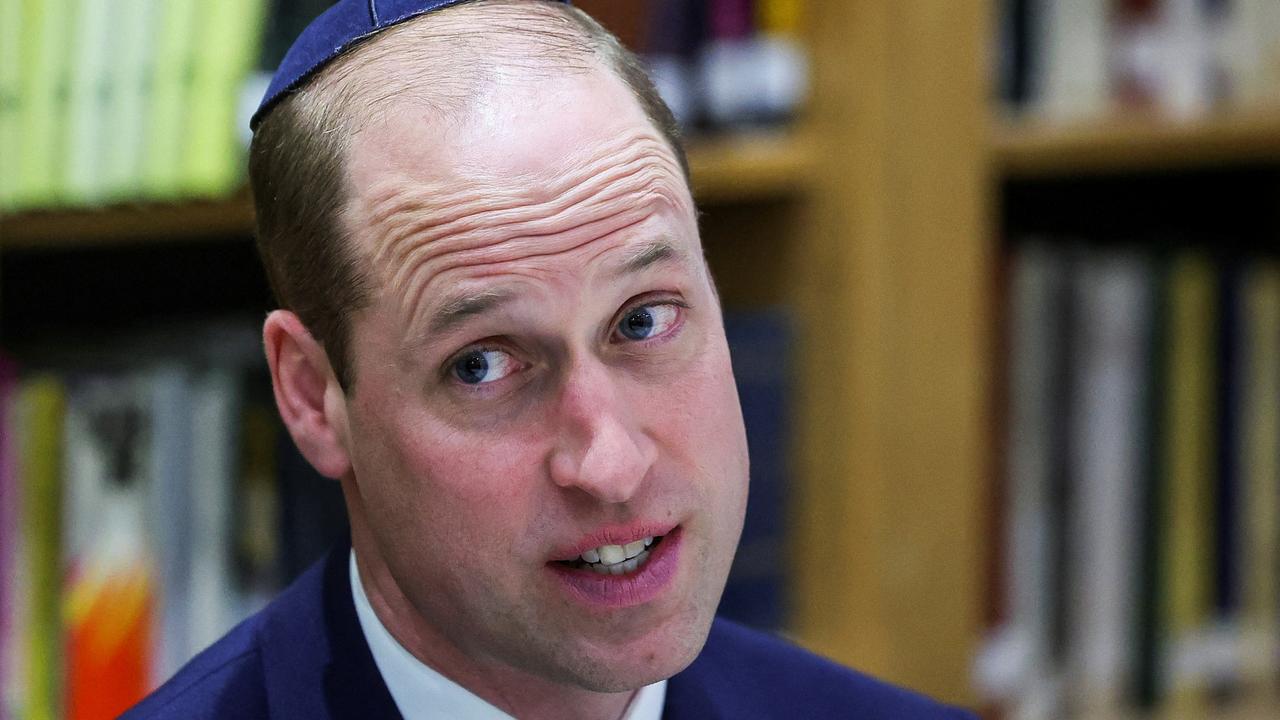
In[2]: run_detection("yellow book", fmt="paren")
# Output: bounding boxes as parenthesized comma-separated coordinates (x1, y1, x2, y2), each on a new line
(1161, 253, 1216, 714)
(14, 375, 66, 720)
(1239, 261, 1280, 685)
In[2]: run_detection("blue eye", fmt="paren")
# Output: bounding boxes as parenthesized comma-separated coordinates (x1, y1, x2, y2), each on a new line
(618, 304, 679, 341)
(452, 349, 517, 385)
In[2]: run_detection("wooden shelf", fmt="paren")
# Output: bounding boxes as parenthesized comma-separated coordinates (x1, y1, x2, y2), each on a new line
(686, 130, 816, 202)
(0, 132, 815, 250)
(993, 109, 1280, 178)
(0, 193, 256, 250)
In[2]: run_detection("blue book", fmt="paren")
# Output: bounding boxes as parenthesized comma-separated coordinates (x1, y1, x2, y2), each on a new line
(717, 309, 790, 631)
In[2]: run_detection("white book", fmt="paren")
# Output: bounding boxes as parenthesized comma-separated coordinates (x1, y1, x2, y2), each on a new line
(187, 367, 243, 657)
(100, 0, 155, 200)
(63, 0, 112, 204)
(1063, 249, 1152, 714)
(1034, 0, 1110, 121)
(1230, 0, 1280, 109)
(1001, 239, 1070, 720)
(142, 364, 195, 685)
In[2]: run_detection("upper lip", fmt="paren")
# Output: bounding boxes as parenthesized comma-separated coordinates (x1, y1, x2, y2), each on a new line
(549, 521, 679, 562)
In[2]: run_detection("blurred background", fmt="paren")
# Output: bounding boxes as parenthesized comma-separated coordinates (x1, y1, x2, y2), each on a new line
(1, 0, 1279, 718)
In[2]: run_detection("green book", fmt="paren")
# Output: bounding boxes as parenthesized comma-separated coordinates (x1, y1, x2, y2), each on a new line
(141, 0, 198, 200)
(15, 0, 72, 209)
(181, 0, 268, 198)
(0, 0, 22, 209)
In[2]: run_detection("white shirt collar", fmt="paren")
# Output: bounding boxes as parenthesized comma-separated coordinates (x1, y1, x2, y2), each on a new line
(350, 551, 667, 720)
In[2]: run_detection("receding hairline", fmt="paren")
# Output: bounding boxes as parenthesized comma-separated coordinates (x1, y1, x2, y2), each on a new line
(296, 0, 612, 138)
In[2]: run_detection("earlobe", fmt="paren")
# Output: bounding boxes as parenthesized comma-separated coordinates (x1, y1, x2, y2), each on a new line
(263, 310, 353, 479)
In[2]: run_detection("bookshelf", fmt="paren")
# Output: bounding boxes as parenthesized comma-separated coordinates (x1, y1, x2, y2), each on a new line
(18, 2, 1268, 716)
(2, 0, 993, 708)
(33, 0, 1275, 715)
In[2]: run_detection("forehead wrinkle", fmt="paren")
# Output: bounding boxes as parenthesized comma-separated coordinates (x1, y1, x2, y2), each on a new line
(399, 203, 655, 340)
(360, 130, 682, 260)
(364, 139, 688, 323)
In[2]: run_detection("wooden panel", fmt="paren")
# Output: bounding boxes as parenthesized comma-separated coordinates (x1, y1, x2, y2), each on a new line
(789, 0, 991, 704)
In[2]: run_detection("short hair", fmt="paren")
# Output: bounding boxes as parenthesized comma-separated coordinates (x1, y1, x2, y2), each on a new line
(249, 0, 688, 390)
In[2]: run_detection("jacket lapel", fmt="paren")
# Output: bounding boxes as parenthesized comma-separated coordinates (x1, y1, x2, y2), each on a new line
(258, 543, 402, 719)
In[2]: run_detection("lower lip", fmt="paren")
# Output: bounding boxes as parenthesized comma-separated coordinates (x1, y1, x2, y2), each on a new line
(547, 527, 682, 609)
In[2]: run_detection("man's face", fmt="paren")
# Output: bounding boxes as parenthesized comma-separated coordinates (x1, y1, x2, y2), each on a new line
(338, 62, 749, 691)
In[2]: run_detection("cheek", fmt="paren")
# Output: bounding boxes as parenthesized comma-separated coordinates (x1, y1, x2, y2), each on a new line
(350, 390, 547, 556)
(645, 343, 748, 481)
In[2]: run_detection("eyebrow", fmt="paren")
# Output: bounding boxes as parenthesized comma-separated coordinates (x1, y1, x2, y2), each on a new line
(422, 241, 687, 338)
(610, 240, 685, 279)
(427, 288, 516, 336)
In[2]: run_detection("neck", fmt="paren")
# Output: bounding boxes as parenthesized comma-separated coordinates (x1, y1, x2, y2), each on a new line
(346, 500, 636, 720)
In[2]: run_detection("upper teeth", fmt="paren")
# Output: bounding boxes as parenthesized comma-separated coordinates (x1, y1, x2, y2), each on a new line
(580, 536, 655, 565)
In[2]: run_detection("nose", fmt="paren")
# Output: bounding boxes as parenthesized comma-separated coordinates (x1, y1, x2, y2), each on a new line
(547, 358, 656, 504)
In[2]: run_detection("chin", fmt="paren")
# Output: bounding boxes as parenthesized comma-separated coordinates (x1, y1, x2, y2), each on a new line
(559, 601, 715, 693)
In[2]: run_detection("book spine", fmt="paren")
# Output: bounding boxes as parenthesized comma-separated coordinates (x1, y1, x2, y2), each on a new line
(1161, 252, 1217, 714)
(15, 376, 67, 720)
(1237, 261, 1280, 685)
(1064, 249, 1152, 714)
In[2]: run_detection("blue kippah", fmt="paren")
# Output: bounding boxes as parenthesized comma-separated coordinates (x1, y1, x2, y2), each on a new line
(252, 0, 571, 129)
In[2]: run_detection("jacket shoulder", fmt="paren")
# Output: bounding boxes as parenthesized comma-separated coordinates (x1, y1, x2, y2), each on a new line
(121, 614, 270, 720)
(666, 618, 975, 719)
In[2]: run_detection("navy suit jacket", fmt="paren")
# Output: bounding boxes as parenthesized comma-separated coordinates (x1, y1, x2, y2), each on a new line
(124, 545, 974, 719)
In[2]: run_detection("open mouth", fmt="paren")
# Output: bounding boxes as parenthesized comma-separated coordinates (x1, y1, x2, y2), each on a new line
(554, 533, 668, 576)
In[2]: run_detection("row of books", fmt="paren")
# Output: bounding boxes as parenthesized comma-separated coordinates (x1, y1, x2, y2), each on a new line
(0, 308, 792, 719)
(0, 0, 811, 215)
(998, 0, 1280, 121)
(580, 0, 808, 131)
(0, 324, 347, 720)
(976, 243, 1280, 718)
(0, 0, 269, 212)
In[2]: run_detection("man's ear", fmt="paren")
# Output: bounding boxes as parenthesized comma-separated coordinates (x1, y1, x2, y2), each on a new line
(263, 309, 353, 479)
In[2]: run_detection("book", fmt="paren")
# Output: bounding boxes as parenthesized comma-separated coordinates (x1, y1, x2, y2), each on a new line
(62, 0, 112, 205)
(988, 239, 1071, 719)
(12, 375, 67, 720)
(1236, 261, 1280, 687)
(186, 366, 244, 656)
(0, 0, 22, 209)
(182, 0, 268, 197)
(1063, 249, 1153, 714)
(143, 364, 196, 685)
(718, 309, 790, 631)
(0, 357, 17, 718)
(15, 0, 73, 208)
(141, 0, 198, 200)
(100, 0, 156, 202)
(1161, 252, 1217, 714)
(1034, 0, 1110, 120)
(61, 372, 158, 720)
